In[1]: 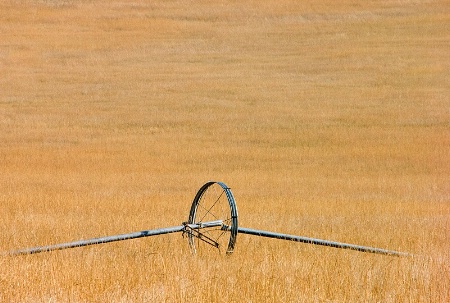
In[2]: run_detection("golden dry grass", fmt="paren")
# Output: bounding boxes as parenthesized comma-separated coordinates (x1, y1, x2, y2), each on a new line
(1, 0, 449, 302)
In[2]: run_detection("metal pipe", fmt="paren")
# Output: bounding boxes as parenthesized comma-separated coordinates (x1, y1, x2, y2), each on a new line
(237, 227, 410, 257)
(8, 221, 223, 256)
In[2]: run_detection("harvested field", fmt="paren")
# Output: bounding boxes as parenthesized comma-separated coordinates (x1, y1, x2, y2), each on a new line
(1, 0, 449, 302)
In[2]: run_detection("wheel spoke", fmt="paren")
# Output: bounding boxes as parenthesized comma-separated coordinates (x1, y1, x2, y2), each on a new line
(197, 189, 224, 222)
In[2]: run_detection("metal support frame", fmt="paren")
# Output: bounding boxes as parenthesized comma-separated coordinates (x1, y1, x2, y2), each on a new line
(4, 181, 411, 258)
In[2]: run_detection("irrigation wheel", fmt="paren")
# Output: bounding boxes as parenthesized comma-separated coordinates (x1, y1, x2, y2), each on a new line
(187, 181, 238, 255)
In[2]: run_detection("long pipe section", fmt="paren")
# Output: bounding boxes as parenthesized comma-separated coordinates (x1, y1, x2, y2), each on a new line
(9, 221, 223, 256)
(237, 227, 410, 257)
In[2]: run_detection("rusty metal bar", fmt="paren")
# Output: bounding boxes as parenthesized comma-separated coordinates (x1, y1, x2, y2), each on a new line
(8, 220, 223, 256)
(237, 227, 410, 257)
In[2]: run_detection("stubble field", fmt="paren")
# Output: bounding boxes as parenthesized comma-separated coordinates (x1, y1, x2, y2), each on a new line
(1, 0, 449, 302)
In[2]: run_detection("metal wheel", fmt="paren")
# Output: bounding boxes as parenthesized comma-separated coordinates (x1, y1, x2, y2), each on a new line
(187, 181, 238, 255)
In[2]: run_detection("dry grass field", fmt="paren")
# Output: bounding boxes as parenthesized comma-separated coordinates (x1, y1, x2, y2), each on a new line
(1, 0, 449, 302)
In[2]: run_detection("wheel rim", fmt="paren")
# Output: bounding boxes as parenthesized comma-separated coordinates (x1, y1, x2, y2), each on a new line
(187, 181, 238, 255)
